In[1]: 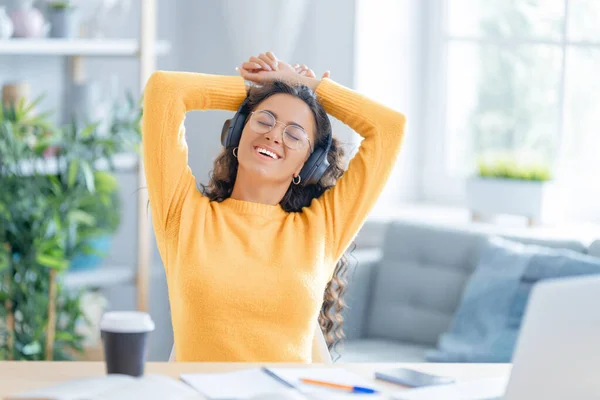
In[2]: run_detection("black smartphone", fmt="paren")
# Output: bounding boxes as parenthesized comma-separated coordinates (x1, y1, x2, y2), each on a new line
(375, 368, 456, 388)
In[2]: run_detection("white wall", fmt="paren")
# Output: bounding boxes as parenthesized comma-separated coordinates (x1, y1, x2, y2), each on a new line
(0, 0, 358, 360)
(179, 0, 357, 183)
(353, 0, 426, 207)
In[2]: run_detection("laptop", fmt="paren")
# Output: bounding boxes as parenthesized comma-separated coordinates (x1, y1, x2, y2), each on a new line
(397, 275, 600, 400)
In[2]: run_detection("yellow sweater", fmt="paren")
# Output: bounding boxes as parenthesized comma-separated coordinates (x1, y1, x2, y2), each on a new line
(142, 71, 405, 362)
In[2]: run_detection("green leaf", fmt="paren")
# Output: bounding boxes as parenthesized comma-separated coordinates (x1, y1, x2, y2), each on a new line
(55, 331, 76, 342)
(80, 162, 95, 193)
(68, 210, 95, 226)
(67, 160, 79, 188)
(15, 97, 26, 120)
(36, 253, 68, 271)
(94, 171, 118, 192)
(21, 341, 42, 356)
(20, 94, 46, 117)
(0, 202, 9, 218)
(80, 122, 100, 138)
(0, 249, 9, 271)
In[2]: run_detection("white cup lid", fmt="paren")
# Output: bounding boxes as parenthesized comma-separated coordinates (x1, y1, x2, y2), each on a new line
(100, 311, 155, 333)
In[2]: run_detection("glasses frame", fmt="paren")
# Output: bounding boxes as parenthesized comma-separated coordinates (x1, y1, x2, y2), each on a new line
(249, 110, 314, 153)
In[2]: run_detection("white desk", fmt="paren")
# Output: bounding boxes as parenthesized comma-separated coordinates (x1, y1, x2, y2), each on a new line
(0, 361, 511, 399)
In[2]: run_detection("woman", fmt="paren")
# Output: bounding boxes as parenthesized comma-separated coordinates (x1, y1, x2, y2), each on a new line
(142, 51, 405, 362)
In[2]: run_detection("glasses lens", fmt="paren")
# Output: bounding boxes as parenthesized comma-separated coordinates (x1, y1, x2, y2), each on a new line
(284, 126, 308, 150)
(251, 111, 275, 134)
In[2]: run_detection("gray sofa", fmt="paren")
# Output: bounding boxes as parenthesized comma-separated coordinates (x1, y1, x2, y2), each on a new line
(338, 220, 600, 362)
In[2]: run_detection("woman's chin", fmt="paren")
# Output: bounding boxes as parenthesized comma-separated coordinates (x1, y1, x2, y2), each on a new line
(238, 160, 285, 183)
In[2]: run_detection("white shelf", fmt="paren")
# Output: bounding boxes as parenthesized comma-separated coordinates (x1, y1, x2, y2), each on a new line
(7, 153, 138, 176)
(64, 265, 135, 289)
(0, 38, 171, 56)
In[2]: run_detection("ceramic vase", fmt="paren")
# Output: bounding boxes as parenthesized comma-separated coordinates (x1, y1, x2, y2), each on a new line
(10, 0, 49, 38)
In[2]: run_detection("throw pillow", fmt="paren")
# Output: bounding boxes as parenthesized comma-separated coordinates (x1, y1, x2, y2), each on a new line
(426, 236, 600, 363)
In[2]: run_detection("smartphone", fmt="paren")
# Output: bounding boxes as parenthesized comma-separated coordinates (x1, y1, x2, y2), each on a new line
(375, 368, 456, 388)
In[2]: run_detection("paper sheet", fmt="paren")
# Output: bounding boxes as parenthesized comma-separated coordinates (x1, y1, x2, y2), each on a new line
(265, 367, 387, 398)
(181, 368, 294, 399)
(9, 374, 202, 400)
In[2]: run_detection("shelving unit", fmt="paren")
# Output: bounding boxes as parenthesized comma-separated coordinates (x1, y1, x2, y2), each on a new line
(64, 265, 135, 290)
(0, 38, 170, 57)
(14, 153, 138, 176)
(1, 1, 163, 312)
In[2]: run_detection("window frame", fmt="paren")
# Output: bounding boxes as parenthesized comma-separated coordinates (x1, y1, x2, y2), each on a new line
(420, 0, 599, 206)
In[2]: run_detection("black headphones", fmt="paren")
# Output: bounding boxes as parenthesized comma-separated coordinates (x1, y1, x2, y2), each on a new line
(221, 98, 332, 186)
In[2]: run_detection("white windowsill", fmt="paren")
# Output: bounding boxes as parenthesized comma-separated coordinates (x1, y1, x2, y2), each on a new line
(365, 202, 600, 245)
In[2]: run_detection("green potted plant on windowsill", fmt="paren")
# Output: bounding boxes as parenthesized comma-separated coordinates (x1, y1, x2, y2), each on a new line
(465, 151, 553, 226)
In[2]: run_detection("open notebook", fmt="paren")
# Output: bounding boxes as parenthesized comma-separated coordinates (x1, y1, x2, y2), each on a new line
(7, 374, 203, 400)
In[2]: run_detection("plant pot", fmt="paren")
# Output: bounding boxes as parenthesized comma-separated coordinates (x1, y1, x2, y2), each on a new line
(69, 234, 112, 271)
(48, 7, 78, 38)
(2, 81, 30, 108)
(465, 177, 552, 225)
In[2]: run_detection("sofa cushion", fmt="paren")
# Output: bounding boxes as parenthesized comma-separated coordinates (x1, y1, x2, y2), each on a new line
(427, 237, 600, 363)
(365, 220, 589, 348)
(589, 240, 600, 258)
(342, 249, 382, 340)
(366, 221, 487, 346)
(339, 339, 431, 362)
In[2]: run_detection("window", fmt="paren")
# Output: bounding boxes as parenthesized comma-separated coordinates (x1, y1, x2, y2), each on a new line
(433, 0, 600, 182)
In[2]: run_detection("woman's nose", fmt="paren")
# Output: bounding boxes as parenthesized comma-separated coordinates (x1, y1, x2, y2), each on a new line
(265, 125, 284, 144)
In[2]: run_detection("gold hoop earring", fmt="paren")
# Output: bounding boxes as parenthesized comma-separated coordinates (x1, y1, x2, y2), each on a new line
(293, 175, 301, 185)
(232, 147, 238, 158)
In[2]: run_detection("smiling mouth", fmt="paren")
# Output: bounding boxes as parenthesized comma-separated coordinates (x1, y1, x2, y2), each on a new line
(254, 146, 281, 160)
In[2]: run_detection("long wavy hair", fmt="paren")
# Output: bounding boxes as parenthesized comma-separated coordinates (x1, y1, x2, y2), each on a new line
(200, 80, 350, 355)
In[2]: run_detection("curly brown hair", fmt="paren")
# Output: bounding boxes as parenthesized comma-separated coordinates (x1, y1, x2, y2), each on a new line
(199, 80, 350, 356)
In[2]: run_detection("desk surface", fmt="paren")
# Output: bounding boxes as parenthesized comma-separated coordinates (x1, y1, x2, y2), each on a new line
(0, 361, 511, 399)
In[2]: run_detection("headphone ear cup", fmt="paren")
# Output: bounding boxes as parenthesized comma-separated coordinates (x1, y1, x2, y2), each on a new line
(221, 119, 232, 147)
(222, 98, 251, 148)
(299, 147, 329, 186)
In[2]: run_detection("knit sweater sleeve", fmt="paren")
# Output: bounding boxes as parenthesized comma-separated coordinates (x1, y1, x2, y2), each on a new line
(313, 78, 406, 264)
(142, 71, 247, 235)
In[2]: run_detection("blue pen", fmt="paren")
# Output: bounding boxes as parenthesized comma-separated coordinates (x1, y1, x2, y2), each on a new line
(300, 377, 379, 394)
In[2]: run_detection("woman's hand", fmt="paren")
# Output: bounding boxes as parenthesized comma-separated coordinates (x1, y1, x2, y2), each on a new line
(237, 51, 330, 91)
(292, 64, 331, 80)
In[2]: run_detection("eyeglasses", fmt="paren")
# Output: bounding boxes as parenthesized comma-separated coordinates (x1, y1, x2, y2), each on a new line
(249, 110, 313, 152)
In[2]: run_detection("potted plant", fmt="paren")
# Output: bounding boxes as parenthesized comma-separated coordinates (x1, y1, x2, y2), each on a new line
(0, 90, 141, 360)
(45, 0, 78, 38)
(465, 152, 553, 226)
(0, 97, 87, 360)
(66, 91, 142, 271)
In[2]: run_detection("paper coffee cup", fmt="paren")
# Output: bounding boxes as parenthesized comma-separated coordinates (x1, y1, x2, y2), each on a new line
(100, 311, 155, 377)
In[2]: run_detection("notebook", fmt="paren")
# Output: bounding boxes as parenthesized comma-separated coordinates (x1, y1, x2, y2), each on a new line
(180, 367, 388, 399)
(7, 374, 203, 400)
